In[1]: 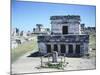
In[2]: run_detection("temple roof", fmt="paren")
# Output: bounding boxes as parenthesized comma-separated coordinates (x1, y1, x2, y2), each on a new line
(50, 15, 80, 20)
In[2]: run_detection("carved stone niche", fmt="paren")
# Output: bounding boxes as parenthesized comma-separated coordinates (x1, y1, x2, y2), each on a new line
(52, 51, 58, 63)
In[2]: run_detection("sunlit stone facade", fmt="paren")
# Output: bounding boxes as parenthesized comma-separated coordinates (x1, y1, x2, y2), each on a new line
(38, 15, 89, 57)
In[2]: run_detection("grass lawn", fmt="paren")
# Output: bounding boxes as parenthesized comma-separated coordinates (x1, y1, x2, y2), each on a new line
(89, 32, 96, 58)
(11, 37, 38, 63)
(89, 32, 96, 49)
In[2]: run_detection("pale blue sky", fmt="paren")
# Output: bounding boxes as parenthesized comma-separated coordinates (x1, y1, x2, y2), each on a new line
(12, 0, 96, 32)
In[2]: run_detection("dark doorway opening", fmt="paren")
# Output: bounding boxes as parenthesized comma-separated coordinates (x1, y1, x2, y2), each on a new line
(68, 44, 73, 54)
(60, 44, 66, 53)
(62, 26, 68, 34)
(46, 44, 51, 53)
(54, 44, 58, 52)
(75, 45, 80, 54)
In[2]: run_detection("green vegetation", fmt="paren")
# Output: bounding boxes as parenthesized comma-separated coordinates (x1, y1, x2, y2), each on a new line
(89, 32, 96, 58)
(47, 62, 64, 69)
(89, 32, 96, 49)
(12, 37, 38, 63)
(41, 62, 67, 69)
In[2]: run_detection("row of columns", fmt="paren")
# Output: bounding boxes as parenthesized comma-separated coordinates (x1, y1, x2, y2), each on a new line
(47, 43, 80, 54)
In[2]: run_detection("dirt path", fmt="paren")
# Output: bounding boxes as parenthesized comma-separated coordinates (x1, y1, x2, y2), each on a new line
(12, 51, 96, 74)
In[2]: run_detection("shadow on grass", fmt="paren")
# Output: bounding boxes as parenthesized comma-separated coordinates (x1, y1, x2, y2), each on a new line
(28, 51, 82, 58)
(28, 51, 43, 57)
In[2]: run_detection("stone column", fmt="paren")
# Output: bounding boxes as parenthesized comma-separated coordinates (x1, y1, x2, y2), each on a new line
(51, 43, 54, 52)
(40, 56, 43, 67)
(58, 44, 61, 54)
(66, 44, 68, 54)
(73, 43, 76, 54)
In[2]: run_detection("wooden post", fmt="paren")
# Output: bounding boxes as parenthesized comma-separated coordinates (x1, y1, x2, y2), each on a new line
(64, 54, 66, 63)
(61, 56, 63, 62)
(40, 56, 43, 67)
(48, 56, 50, 62)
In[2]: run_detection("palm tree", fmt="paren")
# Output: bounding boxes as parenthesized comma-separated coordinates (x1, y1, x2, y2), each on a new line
(36, 24, 43, 31)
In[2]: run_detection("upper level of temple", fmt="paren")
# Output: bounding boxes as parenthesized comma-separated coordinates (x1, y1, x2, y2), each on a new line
(50, 15, 81, 35)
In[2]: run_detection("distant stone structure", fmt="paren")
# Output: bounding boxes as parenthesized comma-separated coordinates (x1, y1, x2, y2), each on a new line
(80, 23, 95, 34)
(33, 24, 50, 35)
(80, 24, 85, 34)
(12, 28, 20, 36)
(84, 27, 96, 34)
(20, 31, 23, 36)
(11, 28, 34, 49)
(38, 15, 89, 57)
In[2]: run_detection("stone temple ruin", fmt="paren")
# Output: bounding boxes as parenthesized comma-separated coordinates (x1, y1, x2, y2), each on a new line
(37, 15, 89, 57)
(33, 24, 50, 35)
